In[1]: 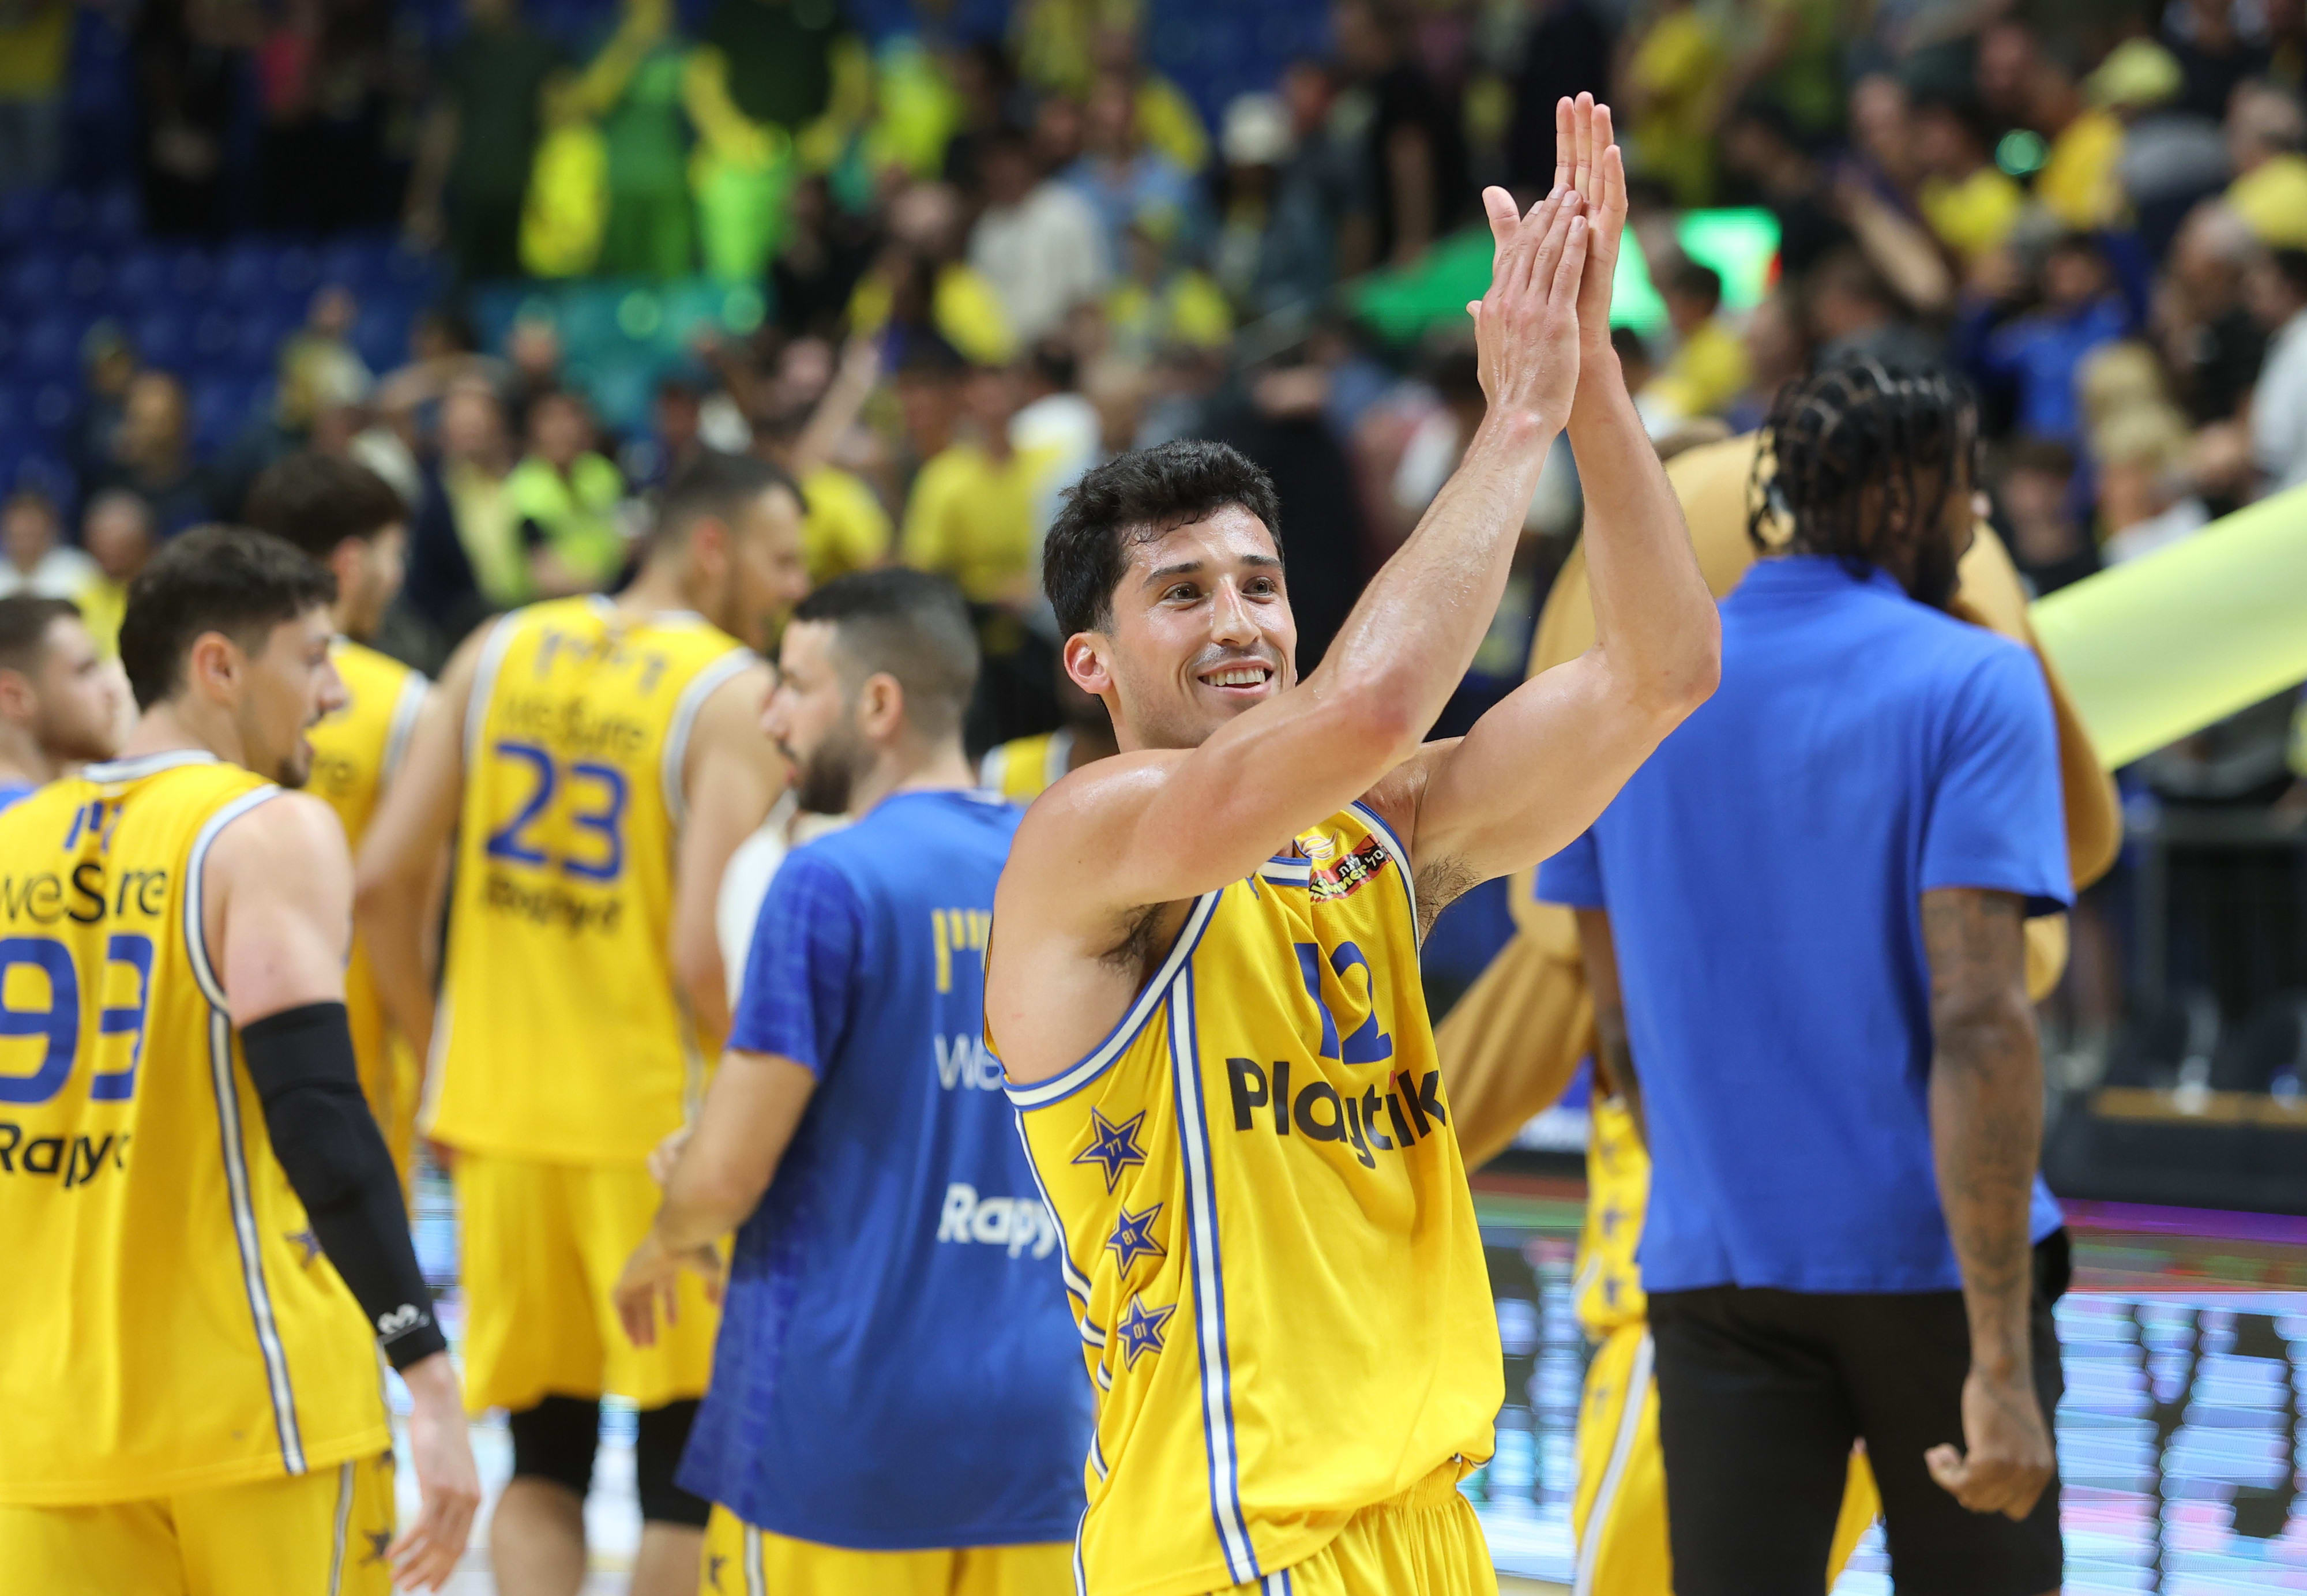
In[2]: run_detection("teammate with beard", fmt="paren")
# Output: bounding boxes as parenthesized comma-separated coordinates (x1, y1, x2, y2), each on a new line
(987, 97, 1721, 1595)
(0, 594, 125, 809)
(615, 569, 1088, 1594)
(0, 528, 479, 1593)
(1538, 365, 2072, 1596)
(356, 453, 806, 1596)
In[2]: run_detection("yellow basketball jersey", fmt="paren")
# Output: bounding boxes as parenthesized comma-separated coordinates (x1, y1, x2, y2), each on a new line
(978, 728, 1072, 802)
(307, 639, 428, 1176)
(1005, 803, 1501, 1596)
(1574, 1093, 1650, 1341)
(0, 752, 389, 1505)
(431, 598, 753, 1165)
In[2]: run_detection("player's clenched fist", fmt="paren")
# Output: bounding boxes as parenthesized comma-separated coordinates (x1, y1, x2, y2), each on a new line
(1469, 181, 1589, 427)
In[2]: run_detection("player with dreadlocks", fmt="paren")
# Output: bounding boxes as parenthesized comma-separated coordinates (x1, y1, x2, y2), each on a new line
(1749, 362, 1983, 610)
(1538, 360, 2075, 1596)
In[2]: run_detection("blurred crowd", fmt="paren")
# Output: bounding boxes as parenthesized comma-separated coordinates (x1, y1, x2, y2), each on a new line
(8, 0, 2307, 789)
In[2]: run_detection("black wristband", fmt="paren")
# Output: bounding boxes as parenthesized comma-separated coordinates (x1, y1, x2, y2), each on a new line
(241, 1002, 448, 1370)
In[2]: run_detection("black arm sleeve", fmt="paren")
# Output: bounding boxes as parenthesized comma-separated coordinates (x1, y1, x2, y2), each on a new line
(241, 1002, 448, 1371)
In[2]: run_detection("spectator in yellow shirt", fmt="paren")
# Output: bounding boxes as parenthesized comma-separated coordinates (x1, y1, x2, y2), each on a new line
(1621, 0, 1724, 207)
(900, 365, 1058, 607)
(1106, 213, 1233, 363)
(1915, 92, 2024, 265)
(2225, 81, 2307, 250)
(1643, 260, 1751, 422)
(900, 364, 1063, 743)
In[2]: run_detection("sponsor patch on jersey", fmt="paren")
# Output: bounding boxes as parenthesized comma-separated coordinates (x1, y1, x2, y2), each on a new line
(937, 1181, 1061, 1259)
(1309, 835, 1389, 902)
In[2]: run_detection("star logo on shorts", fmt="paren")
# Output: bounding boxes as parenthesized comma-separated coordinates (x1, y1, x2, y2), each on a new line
(361, 1529, 392, 1565)
(1115, 1295, 1175, 1368)
(1073, 1109, 1148, 1192)
(1104, 1202, 1166, 1272)
(285, 1229, 322, 1268)
(706, 1553, 727, 1591)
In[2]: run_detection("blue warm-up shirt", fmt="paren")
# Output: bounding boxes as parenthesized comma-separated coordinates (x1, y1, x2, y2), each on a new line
(679, 788, 1092, 1548)
(1538, 555, 2072, 1295)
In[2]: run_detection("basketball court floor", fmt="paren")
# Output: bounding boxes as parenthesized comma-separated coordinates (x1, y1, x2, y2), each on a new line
(394, 1170, 2307, 1593)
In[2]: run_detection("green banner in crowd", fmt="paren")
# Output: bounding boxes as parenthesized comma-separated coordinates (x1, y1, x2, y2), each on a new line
(1350, 208, 1782, 345)
(2032, 483, 2307, 769)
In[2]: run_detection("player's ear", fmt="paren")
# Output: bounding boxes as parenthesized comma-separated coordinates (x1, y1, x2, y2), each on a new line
(184, 630, 241, 703)
(858, 671, 905, 742)
(0, 668, 31, 722)
(1062, 633, 1112, 698)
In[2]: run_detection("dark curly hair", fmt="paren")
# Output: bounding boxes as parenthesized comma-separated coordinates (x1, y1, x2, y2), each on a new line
(1750, 363, 1978, 599)
(1043, 440, 1284, 639)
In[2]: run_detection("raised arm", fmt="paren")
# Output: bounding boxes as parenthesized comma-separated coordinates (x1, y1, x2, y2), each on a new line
(1009, 183, 1594, 925)
(354, 624, 490, 1067)
(1407, 98, 1719, 895)
(1918, 885, 2056, 1522)
(210, 795, 479, 1591)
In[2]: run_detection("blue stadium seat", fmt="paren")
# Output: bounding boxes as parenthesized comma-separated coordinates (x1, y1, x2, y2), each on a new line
(8, 452, 73, 505)
(318, 236, 393, 295)
(165, 244, 216, 301)
(62, 252, 110, 307)
(111, 245, 169, 305)
(0, 189, 43, 250)
(6, 252, 65, 309)
(0, 315, 17, 373)
(351, 306, 408, 373)
(234, 308, 298, 375)
(89, 186, 140, 243)
(31, 382, 76, 437)
(0, 387, 22, 435)
(134, 310, 190, 369)
(40, 190, 92, 242)
(17, 314, 83, 380)
(190, 378, 256, 453)
(381, 241, 446, 301)
(273, 245, 321, 300)
(192, 308, 238, 364)
(217, 241, 276, 304)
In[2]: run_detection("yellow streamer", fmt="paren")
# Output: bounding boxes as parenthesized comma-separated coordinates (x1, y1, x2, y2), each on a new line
(2032, 483, 2307, 769)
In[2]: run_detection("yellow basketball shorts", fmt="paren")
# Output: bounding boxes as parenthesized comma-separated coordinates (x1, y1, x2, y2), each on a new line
(1573, 1323, 1879, 1595)
(700, 1504, 1073, 1595)
(0, 1449, 396, 1596)
(455, 1150, 719, 1415)
(1216, 1460, 1498, 1596)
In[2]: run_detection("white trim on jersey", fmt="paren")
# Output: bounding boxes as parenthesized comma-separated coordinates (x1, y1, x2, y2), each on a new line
(1167, 960, 1258, 1585)
(185, 783, 307, 1475)
(1573, 1330, 1656, 1596)
(81, 748, 219, 783)
(661, 646, 757, 831)
(379, 666, 430, 788)
(461, 616, 516, 767)
(328, 1459, 355, 1595)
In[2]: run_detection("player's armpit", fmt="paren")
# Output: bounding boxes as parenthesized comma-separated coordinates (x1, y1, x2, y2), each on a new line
(671, 662, 783, 1047)
(355, 623, 491, 1062)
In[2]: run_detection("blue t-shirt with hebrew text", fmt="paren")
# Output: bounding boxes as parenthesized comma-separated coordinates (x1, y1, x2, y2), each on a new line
(1538, 556, 2071, 1295)
(679, 788, 1091, 1548)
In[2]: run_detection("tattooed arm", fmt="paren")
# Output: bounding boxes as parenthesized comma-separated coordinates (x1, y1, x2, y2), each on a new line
(1919, 886, 2056, 1520)
(1573, 907, 1647, 1145)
